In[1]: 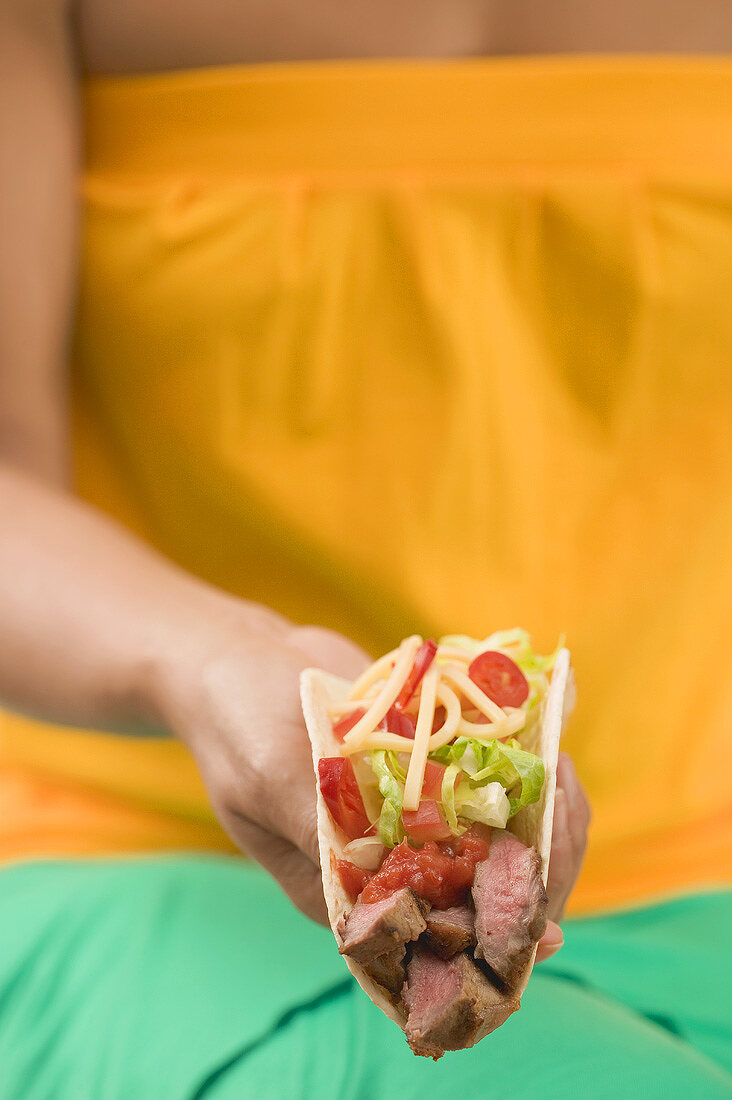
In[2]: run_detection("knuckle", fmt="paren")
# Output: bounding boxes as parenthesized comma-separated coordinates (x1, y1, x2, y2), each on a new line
(221, 750, 272, 826)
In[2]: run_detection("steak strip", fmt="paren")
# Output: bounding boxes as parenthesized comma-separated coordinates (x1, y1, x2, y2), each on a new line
(472, 829, 547, 993)
(423, 905, 476, 959)
(363, 945, 407, 996)
(403, 948, 518, 1059)
(339, 887, 428, 965)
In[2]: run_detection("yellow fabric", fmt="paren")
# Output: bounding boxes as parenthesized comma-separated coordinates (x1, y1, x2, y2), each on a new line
(2, 57, 731, 912)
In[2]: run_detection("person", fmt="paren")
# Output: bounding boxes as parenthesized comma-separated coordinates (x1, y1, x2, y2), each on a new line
(0, 2, 730, 1097)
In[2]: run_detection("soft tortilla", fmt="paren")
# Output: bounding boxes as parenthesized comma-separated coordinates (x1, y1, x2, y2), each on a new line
(300, 647, 571, 1030)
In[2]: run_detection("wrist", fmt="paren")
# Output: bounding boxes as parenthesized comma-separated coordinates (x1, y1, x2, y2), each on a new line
(135, 579, 277, 744)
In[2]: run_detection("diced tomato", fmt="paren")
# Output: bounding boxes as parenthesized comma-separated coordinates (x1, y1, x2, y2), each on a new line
(402, 800, 453, 844)
(318, 757, 371, 840)
(395, 639, 437, 710)
(336, 859, 372, 902)
(468, 650, 529, 708)
(332, 708, 366, 741)
(421, 760, 447, 801)
(361, 827, 491, 909)
(381, 705, 416, 739)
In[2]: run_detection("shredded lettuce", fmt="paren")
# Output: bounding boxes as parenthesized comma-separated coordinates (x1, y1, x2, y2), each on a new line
(440, 763, 465, 834)
(429, 739, 468, 766)
(454, 780, 511, 828)
(429, 736, 545, 817)
(386, 751, 408, 783)
(429, 744, 454, 766)
(370, 751, 405, 847)
(471, 740, 545, 816)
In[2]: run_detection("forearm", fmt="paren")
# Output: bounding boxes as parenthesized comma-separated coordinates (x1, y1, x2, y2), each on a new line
(0, 463, 241, 733)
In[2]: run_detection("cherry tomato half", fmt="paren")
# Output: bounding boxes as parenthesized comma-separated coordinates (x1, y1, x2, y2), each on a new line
(318, 757, 371, 840)
(468, 650, 529, 708)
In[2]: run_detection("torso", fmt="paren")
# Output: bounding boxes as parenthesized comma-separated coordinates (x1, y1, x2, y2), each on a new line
(77, 0, 732, 75)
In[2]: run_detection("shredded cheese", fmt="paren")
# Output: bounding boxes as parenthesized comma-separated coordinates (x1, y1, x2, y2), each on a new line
(341, 730, 416, 754)
(346, 645, 402, 701)
(457, 709, 526, 740)
(402, 666, 439, 811)
(435, 646, 474, 664)
(342, 635, 423, 750)
(426, 683, 462, 750)
(327, 694, 378, 717)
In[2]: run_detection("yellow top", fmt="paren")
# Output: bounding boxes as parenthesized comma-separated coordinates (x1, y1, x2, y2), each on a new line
(2, 56, 731, 913)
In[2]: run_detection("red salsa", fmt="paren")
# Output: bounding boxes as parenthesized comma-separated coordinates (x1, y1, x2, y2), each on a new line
(345, 828, 491, 910)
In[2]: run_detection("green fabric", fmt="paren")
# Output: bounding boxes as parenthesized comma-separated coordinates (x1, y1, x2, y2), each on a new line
(0, 858, 729, 1100)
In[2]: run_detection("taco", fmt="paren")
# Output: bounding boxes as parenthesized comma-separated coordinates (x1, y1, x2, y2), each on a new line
(301, 630, 571, 1059)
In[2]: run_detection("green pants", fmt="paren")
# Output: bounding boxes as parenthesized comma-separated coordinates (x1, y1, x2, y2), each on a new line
(1, 857, 730, 1099)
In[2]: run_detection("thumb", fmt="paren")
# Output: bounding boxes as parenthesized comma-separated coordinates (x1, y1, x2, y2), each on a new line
(288, 624, 371, 680)
(535, 920, 564, 963)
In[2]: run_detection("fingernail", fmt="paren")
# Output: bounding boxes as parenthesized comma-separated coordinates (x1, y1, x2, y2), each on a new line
(540, 941, 563, 960)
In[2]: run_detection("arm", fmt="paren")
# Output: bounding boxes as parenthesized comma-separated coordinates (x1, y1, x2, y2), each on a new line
(0, 0, 75, 484)
(0, 464, 369, 923)
(0, 0, 369, 923)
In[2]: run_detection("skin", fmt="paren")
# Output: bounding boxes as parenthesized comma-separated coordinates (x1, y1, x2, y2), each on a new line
(16, 0, 725, 944)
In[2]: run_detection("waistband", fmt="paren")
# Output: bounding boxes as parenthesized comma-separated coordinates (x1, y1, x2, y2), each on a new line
(83, 55, 732, 181)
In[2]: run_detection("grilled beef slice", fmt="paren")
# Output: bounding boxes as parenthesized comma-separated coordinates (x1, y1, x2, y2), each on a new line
(424, 905, 476, 959)
(403, 949, 518, 1059)
(364, 945, 407, 995)
(339, 888, 428, 965)
(472, 829, 547, 992)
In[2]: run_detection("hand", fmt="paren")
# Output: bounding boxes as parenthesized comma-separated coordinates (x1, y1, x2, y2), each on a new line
(535, 753, 592, 962)
(158, 607, 590, 941)
(158, 602, 370, 924)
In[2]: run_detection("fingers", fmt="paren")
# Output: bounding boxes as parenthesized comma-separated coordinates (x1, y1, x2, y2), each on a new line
(234, 716, 322, 867)
(546, 788, 573, 922)
(223, 810, 329, 925)
(546, 754, 591, 923)
(535, 920, 564, 963)
(557, 753, 592, 838)
(556, 754, 591, 877)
